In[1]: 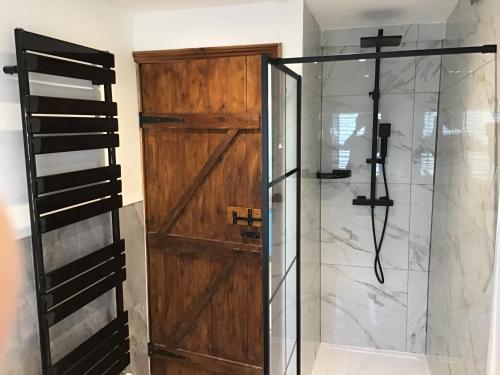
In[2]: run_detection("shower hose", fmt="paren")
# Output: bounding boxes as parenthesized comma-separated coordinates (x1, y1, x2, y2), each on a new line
(371, 162, 390, 284)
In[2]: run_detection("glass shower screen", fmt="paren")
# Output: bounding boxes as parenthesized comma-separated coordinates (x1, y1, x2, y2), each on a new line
(262, 57, 301, 375)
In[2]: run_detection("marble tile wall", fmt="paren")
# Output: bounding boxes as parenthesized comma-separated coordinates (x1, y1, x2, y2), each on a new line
(320, 24, 443, 354)
(301, 4, 322, 375)
(426, 0, 499, 374)
(0, 202, 149, 375)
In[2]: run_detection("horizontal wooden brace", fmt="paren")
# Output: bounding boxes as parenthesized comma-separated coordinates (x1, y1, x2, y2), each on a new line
(147, 233, 262, 258)
(141, 112, 260, 130)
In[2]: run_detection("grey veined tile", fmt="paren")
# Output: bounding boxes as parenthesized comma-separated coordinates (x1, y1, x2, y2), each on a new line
(322, 43, 416, 96)
(416, 41, 442, 93)
(321, 264, 408, 351)
(409, 184, 433, 272)
(321, 181, 410, 270)
(412, 93, 438, 185)
(407, 271, 429, 353)
(321, 94, 414, 185)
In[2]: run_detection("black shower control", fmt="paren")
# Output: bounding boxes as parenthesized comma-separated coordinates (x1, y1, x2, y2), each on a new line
(353, 197, 394, 207)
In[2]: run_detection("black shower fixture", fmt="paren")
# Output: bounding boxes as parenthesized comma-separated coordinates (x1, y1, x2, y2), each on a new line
(360, 34, 403, 48)
(353, 29, 401, 285)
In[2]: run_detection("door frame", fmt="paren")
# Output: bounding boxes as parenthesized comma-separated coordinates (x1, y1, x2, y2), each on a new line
(261, 56, 302, 375)
(133, 43, 283, 374)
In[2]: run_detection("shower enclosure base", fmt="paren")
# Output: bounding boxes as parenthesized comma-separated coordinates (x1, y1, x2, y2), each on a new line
(312, 343, 430, 375)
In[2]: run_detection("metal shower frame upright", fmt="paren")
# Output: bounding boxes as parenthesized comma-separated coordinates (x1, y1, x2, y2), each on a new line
(260, 42, 497, 375)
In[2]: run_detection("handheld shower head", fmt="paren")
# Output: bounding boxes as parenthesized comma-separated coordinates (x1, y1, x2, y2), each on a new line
(379, 123, 391, 159)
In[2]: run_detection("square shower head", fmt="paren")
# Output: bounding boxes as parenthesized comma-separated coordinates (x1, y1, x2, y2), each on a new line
(360, 35, 403, 48)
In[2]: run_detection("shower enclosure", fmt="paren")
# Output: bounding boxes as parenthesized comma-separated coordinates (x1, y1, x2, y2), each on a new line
(262, 28, 498, 375)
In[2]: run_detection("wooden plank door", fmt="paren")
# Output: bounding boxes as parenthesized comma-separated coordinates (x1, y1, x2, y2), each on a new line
(134, 44, 280, 375)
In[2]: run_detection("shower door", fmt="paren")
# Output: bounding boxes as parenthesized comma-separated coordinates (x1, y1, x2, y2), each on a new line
(262, 57, 301, 374)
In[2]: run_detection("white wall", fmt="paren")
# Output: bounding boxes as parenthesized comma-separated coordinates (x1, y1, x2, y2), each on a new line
(0, 0, 142, 238)
(133, 0, 304, 60)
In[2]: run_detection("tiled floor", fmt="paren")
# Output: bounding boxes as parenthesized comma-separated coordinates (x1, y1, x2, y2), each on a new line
(312, 343, 430, 375)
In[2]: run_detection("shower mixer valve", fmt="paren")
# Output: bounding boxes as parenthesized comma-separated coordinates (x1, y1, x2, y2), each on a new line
(354, 122, 394, 208)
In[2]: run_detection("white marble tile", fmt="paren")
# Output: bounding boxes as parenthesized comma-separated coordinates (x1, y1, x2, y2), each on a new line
(270, 180, 286, 294)
(322, 46, 375, 97)
(285, 262, 298, 363)
(301, 8, 321, 372)
(416, 41, 442, 93)
(322, 24, 418, 47)
(426, 3, 498, 372)
(407, 271, 429, 354)
(270, 66, 286, 182)
(412, 93, 438, 185)
(301, 262, 321, 375)
(321, 94, 414, 184)
(312, 344, 430, 375)
(301, 179, 321, 264)
(417, 23, 445, 41)
(440, 44, 495, 92)
(301, 261, 321, 336)
(286, 175, 298, 269)
(302, 87, 322, 177)
(321, 264, 408, 351)
(286, 344, 298, 375)
(321, 94, 372, 180)
(427, 270, 493, 374)
(321, 182, 410, 270)
(409, 185, 433, 271)
(270, 283, 287, 375)
(379, 43, 417, 95)
(323, 44, 417, 96)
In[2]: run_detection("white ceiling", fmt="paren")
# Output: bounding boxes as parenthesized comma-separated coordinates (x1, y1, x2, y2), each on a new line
(102, 0, 459, 29)
(102, 0, 274, 12)
(307, 0, 459, 30)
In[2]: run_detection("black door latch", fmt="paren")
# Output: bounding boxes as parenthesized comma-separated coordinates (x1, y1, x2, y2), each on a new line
(241, 230, 261, 239)
(232, 209, 262, 226)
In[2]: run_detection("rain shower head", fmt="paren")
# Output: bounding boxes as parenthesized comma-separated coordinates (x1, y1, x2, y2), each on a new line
(360, 34, 402, 48)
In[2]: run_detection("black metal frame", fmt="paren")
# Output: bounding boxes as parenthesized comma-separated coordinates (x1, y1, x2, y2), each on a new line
(4, 28, 129, 375)
(261, 55, 302, 375)
(352, 29, 394, 209)
(270, 44, 496, 65)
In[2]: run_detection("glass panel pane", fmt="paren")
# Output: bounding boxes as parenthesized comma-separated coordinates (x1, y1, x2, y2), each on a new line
(269, 66, 286, 182)
(285, 261, 297, 364)
(270, 181, 285, 296)
(285, 331, 297, 375)
(267, 63, 299, 375)
(286, 75, 298, 172)
(270, 284, 286, 374)
(285, 174, 297, 270)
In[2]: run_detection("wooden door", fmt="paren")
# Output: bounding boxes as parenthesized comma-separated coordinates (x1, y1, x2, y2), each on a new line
(134, 44, 281, 375)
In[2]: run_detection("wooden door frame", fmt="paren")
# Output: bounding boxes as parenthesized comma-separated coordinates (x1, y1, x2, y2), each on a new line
(134, 43, 282, 374)
(133, 43, 281, 64)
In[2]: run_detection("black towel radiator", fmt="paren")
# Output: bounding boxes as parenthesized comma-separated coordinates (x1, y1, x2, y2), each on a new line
(4, 28, 130, 375)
